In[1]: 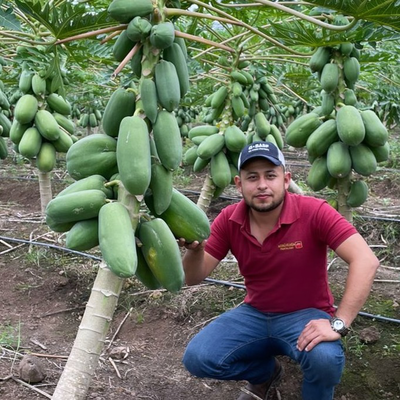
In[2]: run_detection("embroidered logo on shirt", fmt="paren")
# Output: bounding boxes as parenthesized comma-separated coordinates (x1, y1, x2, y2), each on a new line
(278, 241, 303, 250)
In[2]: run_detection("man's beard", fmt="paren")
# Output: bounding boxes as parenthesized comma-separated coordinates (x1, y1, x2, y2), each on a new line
(243, 192, 285, 213)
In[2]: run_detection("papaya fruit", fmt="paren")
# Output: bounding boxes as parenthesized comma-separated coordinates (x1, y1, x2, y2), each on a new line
(152, 110, 182, 171)
(149, 163, 173, 215)
(66, 133, 118, 180)
(326, 141, 352, 178)
(36, 142, 57, 172)
(138, 218, 184, 293)
(224, 125, 247, 152)
(349, 144, 377, 176)
(46, 189, 107, 224)
(145, 188, 210, 243)
(154, 60, 180, 112)
(343, 57, 360, 86)
(254, 112, 271, 138)
(57, 174, 114, 198)
(360, 110, 388, 147)
(336, 105, 365, 146)
(35, 110, 61, 141)
(346, 180, 368, 208)
(126, 16, 152, 42)
(140, 78, 158, 124)
(14, 94, 38, 124)
(102, 87, 136, 138)
(31, 74, 46, 96)
(309, 47, 331, 73)
(320, 63, 339, 93)
(135, 244, 161, 290)
(113, 30, 135, 62)
(306, 119, 338, 158)
(188, 125, 219, 140)
(150, 21, 175, 50)
(196, 133, 225, 160)
(285, 112, 322, 148)
(0, 136, 7, 159)
(307, 155, 331, 191)
(108, 0, 153, 23)
(370, 142, 390, 163)
(99, 202, 137, 278)
(162, 42, 189, 97)
(18, 127, 42, 158)
(117, 116, 151, 196)
(211, 151, 231, 189)
(65, 218, 99, 251)
(46, 93, 71, 115)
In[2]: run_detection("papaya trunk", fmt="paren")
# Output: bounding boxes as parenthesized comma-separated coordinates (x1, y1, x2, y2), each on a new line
(196, 174, 215, 212)
(288, 179, 304, 195)
(51, 263, 124, 400)
(337, 175, 352, 223)
(38, 171, 52, 216)
(52, 187, 140, 399)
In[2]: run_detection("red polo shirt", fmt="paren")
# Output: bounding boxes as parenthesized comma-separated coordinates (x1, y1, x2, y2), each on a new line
(205, 192, 357, 315)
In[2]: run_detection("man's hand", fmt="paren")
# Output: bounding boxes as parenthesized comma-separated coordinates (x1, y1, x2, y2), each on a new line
(177, 238, 207, 251)
(296, 319, 341, 352)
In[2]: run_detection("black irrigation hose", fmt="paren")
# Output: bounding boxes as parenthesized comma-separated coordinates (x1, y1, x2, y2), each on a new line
(0, 235, 102, 261)
(1, 235, 399, 325)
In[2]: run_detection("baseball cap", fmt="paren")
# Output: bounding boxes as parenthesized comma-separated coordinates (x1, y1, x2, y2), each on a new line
(238, 141, 285, 170)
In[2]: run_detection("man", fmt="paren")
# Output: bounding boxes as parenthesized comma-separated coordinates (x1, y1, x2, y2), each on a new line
(179, 141, 379, 400)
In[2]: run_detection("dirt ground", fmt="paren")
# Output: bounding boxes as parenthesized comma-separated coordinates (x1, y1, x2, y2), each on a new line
(0, 155, 399, 400)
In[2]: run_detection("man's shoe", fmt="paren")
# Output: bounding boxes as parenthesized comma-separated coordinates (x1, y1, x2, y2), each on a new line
(237, 359, 283, 400)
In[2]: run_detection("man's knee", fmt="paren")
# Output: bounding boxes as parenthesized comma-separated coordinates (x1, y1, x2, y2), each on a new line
(302, 341, 345, 385)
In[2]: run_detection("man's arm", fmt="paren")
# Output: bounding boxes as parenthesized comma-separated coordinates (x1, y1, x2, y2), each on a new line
(297, 233, 379, 351)
(332, 232, 380, 326)
(179, 239, 220, 286)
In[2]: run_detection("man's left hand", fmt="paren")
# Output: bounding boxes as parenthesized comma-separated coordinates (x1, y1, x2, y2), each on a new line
(296, 319, 341, 352)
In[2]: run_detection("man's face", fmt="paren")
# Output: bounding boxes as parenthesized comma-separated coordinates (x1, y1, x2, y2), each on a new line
(234, 158, 291, 213)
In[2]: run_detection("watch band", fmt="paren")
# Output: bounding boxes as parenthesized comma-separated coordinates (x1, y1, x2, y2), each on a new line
(330, 317, 350, 337)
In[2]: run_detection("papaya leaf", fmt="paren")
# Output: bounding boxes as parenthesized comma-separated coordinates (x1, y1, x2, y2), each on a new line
(263, 18, 399, 49)
(14, 0, 113, 40)
(0, 6, 21, 31)
(305, 0, 400, 32)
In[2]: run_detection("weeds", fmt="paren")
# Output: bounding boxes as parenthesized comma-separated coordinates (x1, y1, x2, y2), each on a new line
(0, 322, 21, 350)
(173, 166, 193, 187)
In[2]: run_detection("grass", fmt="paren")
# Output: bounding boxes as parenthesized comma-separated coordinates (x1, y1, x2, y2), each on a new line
(0, 322, 21, 350)
(173, 165, 193, 187)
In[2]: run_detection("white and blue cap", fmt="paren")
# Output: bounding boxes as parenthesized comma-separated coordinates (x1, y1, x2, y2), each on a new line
(238, 141, 285, 170)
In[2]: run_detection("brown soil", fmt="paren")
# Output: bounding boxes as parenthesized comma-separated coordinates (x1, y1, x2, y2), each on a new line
(0, 157, 399, 400)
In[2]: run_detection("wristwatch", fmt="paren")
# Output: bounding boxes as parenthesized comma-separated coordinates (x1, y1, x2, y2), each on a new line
(330, 317, 350, 337)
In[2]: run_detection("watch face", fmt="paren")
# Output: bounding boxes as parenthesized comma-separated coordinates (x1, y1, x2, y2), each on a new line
(333, 319, 345, 330)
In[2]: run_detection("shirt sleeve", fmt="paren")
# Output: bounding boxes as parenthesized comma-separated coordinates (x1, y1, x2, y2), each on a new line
(204, 209, 231, 261)
(314, 201, 358, 251)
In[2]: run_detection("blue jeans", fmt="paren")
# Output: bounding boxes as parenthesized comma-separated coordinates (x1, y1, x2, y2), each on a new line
(182, 304, 344, 400)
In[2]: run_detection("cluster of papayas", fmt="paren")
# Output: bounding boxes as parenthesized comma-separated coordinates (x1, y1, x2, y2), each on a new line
(183, 64, 285, 195)
(78, 107, 103, 129)
(286, 39, 389, 208)
(0, 78, 11, 161)
(10, 68, 77, 172)
(45, 0, 211, 293)
(175, 105, 200, 138)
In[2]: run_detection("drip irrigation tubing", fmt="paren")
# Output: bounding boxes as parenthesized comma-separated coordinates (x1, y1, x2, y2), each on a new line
(1, 235, 399, 326)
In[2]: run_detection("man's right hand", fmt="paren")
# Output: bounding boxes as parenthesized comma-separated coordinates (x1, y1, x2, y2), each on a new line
(177, 238, 207, 251)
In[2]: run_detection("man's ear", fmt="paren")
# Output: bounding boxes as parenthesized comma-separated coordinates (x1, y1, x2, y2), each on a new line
(234, 174, 242, 192)
(284, 171, 291, 190)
